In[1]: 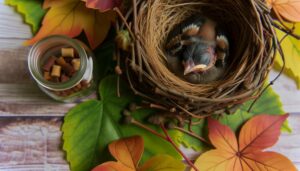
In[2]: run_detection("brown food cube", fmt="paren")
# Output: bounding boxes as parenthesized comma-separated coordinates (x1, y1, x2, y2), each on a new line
(51, 76, 60, 83)
(56, 56, 67, 66)
(60, 91, 68, 97)
(76, 83, 82, 89)
(80, 80, 90, 88)
(61, 63, 75, 76)
(64, 57, 73, 63)
(43, 56, 56, 72)
(65, 89, 73, 96)
(51, 65, 62, 77)
(43, 72, 51, 81)
(61, 74, 70, 83)
(72, 59, 81, 71)
(73, 87, 80, 92)
(61, 48, 74, 57)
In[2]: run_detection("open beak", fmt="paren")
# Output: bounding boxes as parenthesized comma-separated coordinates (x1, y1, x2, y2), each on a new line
(183, 59, 207, 75)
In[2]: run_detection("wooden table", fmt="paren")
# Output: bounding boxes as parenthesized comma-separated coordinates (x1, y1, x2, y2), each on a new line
(0, 1, 299, 170)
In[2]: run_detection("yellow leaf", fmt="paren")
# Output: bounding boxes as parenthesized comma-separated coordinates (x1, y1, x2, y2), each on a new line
(274, 23, 300, 89)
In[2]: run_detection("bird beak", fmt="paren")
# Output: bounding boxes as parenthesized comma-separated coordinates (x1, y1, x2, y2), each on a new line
(183, 59, 207, 75)
(183, 59, 194, 75)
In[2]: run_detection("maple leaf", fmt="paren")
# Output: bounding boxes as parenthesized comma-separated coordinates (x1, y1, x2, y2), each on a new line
(25, 0, 116, 49)
(83, 0, 123, 12)
(193, 114, 297, 171)
(92, 136, 185, 171)
(266, 0, 300, 22)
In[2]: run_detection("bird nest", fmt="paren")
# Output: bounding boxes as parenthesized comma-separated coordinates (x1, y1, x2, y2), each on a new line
(114, 0, 279, 118)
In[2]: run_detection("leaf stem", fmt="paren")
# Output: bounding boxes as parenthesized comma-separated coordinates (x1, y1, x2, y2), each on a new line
(131, 119, 165, 139)
(172, 126, 210, 145)
(160, 124, 199, 171)
(131, 119, 199, 170)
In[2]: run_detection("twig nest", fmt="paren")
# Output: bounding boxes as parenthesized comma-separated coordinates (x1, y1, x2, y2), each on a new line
(116, 0, 277, 117)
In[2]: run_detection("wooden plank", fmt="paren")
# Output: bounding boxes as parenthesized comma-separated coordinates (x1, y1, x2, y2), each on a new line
(0, 117, 69, 171)
(270, 113, 300, 167)
(270, 71, 300, 113)
(0, 114, 299, 171)
(0, 0, 32, 39)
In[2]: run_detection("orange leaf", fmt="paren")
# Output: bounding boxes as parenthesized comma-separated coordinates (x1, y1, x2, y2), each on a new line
(243, 152, 297, 171)
(208, 118, 238, 154)
(192, 150, 238, 171)
(108, 136, 144, 169)
(25, 0, 115, 49)
(239, 114, 288, 153)
(92, 161, 133, 171)
(92, 136, 184, 171)
(267, 0, 300, 22)
(193, 114, 296, 171)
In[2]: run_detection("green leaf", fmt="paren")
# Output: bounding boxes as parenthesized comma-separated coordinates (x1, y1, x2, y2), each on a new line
(63, 76, 181, 171)
(63, 100, 105, 171)
(99, 76, 181, 162)
(5, 0, 46, 33)
(219, 86, 292, 133)
(176, 118, 209, 152)
(273, 23, 300, 89)
(139, 155, 185, 171)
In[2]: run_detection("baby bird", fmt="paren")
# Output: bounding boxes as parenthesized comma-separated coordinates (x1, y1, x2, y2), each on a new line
(166, 16, 229, 84)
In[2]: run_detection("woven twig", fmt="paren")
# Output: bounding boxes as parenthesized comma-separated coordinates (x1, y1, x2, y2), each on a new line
(115, 0, 285, 120)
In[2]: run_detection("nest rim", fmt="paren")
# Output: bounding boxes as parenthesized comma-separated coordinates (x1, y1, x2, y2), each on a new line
(116, 0, 278, 116)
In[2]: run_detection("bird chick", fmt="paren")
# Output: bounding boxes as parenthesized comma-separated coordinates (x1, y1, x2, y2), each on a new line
(165, 16, 229, 84)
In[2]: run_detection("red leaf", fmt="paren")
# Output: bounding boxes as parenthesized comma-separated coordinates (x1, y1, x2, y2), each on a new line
(208, 118, 238, 153)
(85, 0, 122, 12)
(239, 114, 288, 153)
(92, 161, 133, 171)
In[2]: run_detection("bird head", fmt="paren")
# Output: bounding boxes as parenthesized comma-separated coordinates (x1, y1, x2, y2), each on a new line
(181, 38, 217, 75)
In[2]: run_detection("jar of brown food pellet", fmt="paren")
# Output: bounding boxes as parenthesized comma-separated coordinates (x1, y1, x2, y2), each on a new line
(28, 35, 95, 102)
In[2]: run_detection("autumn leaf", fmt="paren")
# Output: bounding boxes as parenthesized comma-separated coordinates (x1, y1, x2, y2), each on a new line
(25, 0, 116, 49)
(266, 0, 300, 22)
(274, 23, 300, 89)
(193, 114, 297, 171)
(83, 0, 122, 12)
(92, 136, 185, 171)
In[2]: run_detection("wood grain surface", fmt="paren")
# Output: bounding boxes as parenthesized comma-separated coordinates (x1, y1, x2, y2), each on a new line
(0, 0, 299, 170)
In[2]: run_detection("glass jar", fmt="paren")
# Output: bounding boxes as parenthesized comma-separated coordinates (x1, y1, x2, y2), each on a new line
(28, 35, 96, 103)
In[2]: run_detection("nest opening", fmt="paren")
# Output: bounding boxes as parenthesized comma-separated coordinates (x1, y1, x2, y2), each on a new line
(119, 0, 276, 115)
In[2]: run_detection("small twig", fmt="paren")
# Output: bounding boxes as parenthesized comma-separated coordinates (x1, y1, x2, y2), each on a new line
(114, 7, 136, 40)
(272, 22, 300, 40)
(131, 119, 165, 139)
(130, 118, 199, 170)
(172, 126, 210, 145)
(149, 103, 169, 111)
(160, 124, 199, 171)
(248, 33, 287, 112)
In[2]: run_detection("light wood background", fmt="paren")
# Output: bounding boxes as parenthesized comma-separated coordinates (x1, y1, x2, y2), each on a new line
(0, 1, 299, 170)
